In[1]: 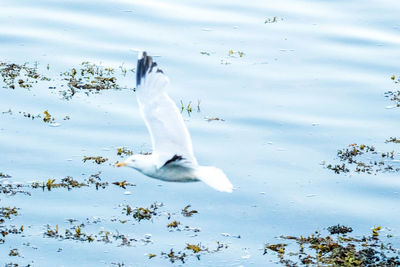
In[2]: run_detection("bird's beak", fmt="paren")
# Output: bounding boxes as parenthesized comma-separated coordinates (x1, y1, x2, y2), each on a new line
(116, 162, 127, 168)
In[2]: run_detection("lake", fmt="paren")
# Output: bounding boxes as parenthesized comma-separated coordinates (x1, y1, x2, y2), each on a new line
(1, 0, 400, 266)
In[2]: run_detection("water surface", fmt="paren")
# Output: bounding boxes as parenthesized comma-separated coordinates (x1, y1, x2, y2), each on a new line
(1, 0, 400, 266)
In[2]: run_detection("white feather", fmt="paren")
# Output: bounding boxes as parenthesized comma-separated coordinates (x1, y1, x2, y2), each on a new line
(122, 51, 233, 193)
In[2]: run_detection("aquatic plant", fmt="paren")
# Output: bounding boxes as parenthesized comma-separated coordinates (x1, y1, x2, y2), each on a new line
(325, 143, 399, 174)
(59, 62, 134, 99)
(0, 61, 50, 89)
(82, 156, 108, 164)
(264, 225, 400, 266)
(181, 205, 198, 217)
(385, 75, 400, 107)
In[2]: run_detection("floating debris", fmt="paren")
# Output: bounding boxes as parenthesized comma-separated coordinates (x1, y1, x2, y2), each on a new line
(32, 176, 88, 191)
(386, 137, 400, 144)
(0, 61, 50, 89)
(112, 180, 134, 189)
(0, 183, 30, 196)
(117, 147, 133, 157)
(43, 110, 54, 123)
(160, 242, 228, 263)
(0, 206, 19, 220)
(44, 223, 137, 246)
(205, 117, 225, 122)
(0, 172, 11, 178)
(327, 224, 353, 235)
(167, 220, 180, 228)
(264, 225, 400, 266)
(264, 17, 282, 24)
(59, 62, 134, 99)
(182, 205, 198, 217)
(83, 156, 108, 164)
(0, 207, 23, 244)
(200, 51, 210, 56)
(8, 249, 19, 257)
(325, 143, 399, 174)
(161, 249, 187, 263)
(148, 253, 157, 259)
(131, 202, 163, 222)
(179, 99, 201, 115)
(220, 59, 231, 65)
(385, 75, 400, 107)
(228, 50, 245, 58)
(30, 173, 108, 191)
(85, 172, 109, 190)
(186, 244, 202, 253)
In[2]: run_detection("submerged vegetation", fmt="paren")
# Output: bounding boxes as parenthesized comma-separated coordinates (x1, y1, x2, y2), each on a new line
(264, 225, 400, 266)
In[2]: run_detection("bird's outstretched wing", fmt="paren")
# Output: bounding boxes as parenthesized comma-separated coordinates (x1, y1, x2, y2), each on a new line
(136, 52, 197, 167)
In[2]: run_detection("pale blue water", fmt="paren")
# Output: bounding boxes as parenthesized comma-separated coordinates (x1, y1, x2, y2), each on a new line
(1, 0, 400, 266)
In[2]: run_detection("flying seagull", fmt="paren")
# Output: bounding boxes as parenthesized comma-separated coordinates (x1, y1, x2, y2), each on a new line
(116, 52, 233, 192)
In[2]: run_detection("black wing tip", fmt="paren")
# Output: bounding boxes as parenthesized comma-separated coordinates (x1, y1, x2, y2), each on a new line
(163, 154, 184, 167)
(136, 51, 164, 87)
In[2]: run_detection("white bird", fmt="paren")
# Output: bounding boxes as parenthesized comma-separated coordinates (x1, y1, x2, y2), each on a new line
(116, 52, 233, 193)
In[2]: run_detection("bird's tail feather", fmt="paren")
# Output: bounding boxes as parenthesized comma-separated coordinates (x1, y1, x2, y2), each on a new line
(196, 166, 233, 193)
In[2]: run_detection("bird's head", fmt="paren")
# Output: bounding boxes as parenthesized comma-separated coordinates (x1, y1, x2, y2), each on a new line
(116, 154, 153, 171)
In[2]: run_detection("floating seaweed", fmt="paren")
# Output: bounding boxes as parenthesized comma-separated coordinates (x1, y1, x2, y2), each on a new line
(148, 253, 156, 259)
(30, 173, 108, 191)
(116, 147, 134, 157)
(161, 249, 187, 263)
(182, 205, 198, 217)
(386, 137, 400, 144)
(43, 110, 54, 123)
(327, 224, 353, 235)
(8, 249, 19, 257)
(264, 17, 283, 24)
(0, 207, 23, 244)
(44, 223, 137, 246)
(83, 156, 108, 164)
(0, 61, 50, 89)
(325, 143, 399, 174)
(204, 117, 225, 122)
(0, 172, 11, 178)
(1, 109, 67, 123)
(0, 183, 30, 196)
(228, 50, 245, 58)
(264, 225, 400, 266)
(159, 242, 228, 263)
(167, 220, 180, 228)
(59, 62, 134, 99)
(112, 180, 134, 189)
(131, 202, 163, 222)
(385, 75, 400, 107)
